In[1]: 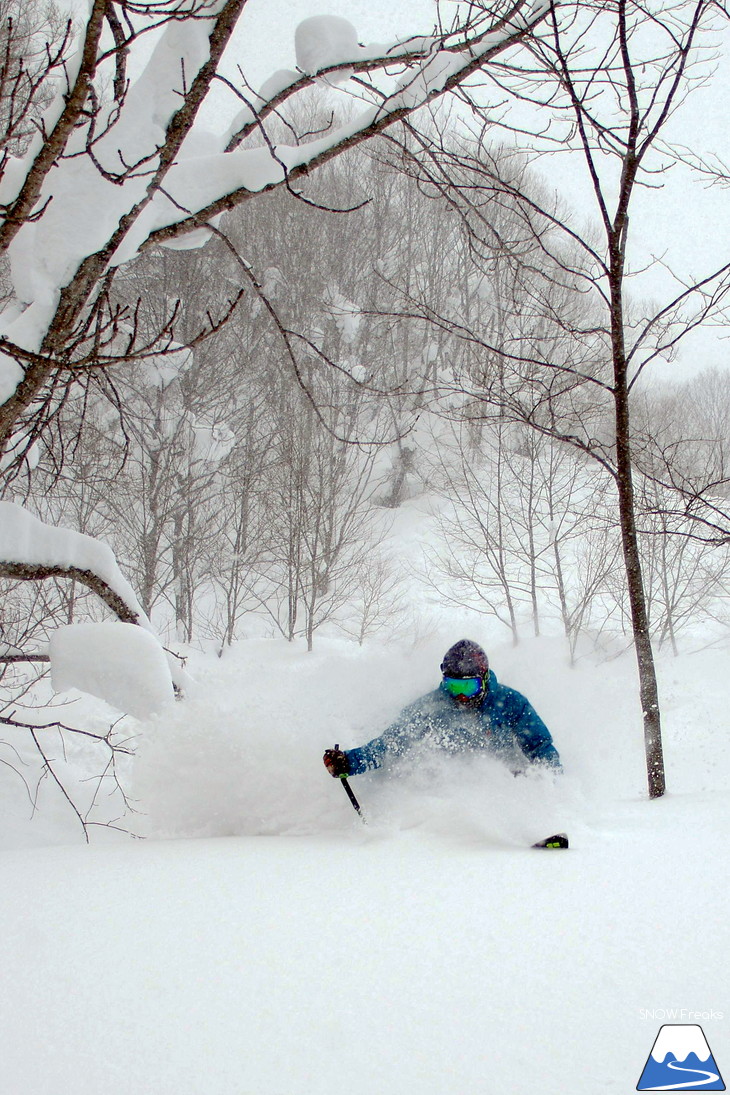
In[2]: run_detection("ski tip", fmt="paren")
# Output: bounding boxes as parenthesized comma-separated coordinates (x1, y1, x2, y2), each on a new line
(532, 833, 569, 849)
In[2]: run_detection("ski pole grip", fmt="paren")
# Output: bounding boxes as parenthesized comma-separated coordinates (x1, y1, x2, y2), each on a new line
(334, 743, 346, 780)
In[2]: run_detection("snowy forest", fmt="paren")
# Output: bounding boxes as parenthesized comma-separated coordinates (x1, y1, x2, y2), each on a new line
(1, 1, 729, 1091)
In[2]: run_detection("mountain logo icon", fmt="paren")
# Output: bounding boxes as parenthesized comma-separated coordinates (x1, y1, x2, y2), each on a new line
(637, 1024, 725, 1090)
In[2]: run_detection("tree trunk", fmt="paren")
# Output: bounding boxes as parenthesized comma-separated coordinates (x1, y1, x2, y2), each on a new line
(614, 444, 666, 798)
(611, 236, 666, 798)
(552, 537, 574, 662)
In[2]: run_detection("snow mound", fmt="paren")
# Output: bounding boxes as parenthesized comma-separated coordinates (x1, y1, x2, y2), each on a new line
(295, 15, 359, 75)
(49, 622, 174, 720)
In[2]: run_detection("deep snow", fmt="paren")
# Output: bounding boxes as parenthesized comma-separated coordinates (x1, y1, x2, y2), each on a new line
(1, 632, 728, 1094)
(49, 622, 174, 721)
(2, 0, 729, 1085)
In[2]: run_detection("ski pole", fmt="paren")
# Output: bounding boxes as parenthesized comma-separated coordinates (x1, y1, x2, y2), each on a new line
(334, 744, 365, 821)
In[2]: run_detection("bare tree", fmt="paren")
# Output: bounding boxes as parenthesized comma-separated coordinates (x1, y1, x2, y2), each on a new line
(0, 0, 561, 839)
(0, 0, 68, 157)
(0, 0, 550, 479)
(378, 0, 730, 797)
(423, 419, 534, 643)
(259, 368, 390, 651)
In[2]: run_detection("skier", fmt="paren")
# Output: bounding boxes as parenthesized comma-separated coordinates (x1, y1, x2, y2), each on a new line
(323, 639, 567, 847)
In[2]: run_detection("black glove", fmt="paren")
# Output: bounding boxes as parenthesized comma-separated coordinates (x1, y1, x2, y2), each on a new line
(323, 748, 350, 778)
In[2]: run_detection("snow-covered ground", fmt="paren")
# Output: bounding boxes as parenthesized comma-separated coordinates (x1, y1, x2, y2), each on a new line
(1, 630, 728, 1094)
(2, 0, 729, 1086)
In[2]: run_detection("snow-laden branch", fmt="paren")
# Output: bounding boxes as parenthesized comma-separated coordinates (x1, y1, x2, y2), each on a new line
(0, 0, 549, 441)
(0, 502, 183, 710)
(0, 558, 140, 623)
(141, 2, 552, 252)
(0, 501, 146, 622)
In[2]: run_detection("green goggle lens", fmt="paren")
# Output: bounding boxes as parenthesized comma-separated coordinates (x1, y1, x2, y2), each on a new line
(441, 676, 482, 698)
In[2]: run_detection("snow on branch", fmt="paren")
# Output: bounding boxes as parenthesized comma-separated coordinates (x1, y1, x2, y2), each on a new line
(224, 2, 548, 152)
(0, 559, 140, 623)
(0, 0, 549, 436)
(0, 502, 184, 707)
(49, 623, 175, 720)
(142, 0, 552, 253)
(0, 501, 145, 623)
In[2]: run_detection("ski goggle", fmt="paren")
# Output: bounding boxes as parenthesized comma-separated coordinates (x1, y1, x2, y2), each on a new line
(441, 676, 483, 699)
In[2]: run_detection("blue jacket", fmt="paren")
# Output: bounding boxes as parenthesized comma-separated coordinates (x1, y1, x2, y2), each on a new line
(344, 669, 561, 775)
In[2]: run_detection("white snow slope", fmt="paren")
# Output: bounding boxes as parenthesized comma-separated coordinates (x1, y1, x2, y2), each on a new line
(1, 631, 728, 1094)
